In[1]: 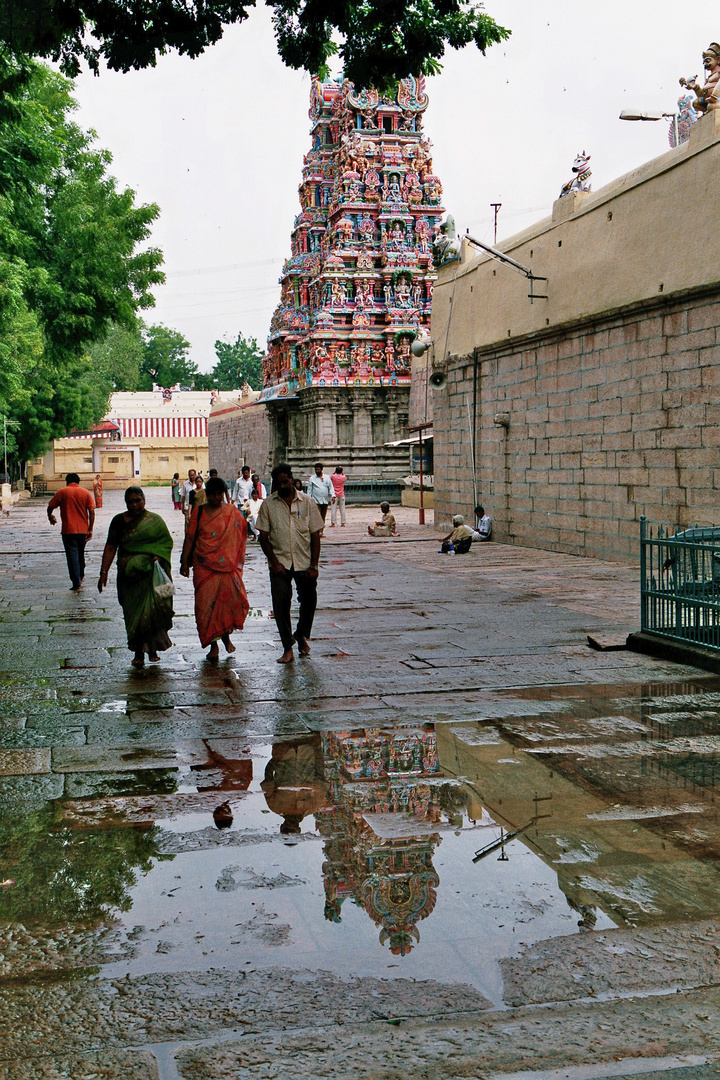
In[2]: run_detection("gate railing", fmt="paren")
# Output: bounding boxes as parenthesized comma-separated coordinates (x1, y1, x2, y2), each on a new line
(640, 515, 720, 650)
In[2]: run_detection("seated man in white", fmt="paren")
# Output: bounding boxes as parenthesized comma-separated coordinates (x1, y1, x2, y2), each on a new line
(472, 504, 492, 541)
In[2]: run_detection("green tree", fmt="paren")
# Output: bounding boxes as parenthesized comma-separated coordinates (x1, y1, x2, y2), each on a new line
(139, 323, 200, 390)
(0, 0, 509, 91)
(0, 52, 164, 461)
(211, 332, 264, 390)
(87, 321, 144, 393)
(0, 803, 169, 924)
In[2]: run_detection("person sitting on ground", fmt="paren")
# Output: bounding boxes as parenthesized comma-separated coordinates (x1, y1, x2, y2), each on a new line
(440, 515, 474, 554)
(472, 504, 492, 541)
(368, 502, 398, 537)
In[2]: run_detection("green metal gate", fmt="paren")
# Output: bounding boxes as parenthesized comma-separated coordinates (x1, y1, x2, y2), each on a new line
(640, 516, 720, 649)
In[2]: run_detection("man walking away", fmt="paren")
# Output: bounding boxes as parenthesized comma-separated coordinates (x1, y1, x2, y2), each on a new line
(47, 473, 95, 591)
(329, 466, 347, 527)
(257, 463, 323, 664)
(232, 465, 253, 506)
(307, 462, 333, 524)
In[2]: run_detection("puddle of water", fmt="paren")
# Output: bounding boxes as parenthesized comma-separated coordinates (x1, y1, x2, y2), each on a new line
(6, 681, 720, 1003)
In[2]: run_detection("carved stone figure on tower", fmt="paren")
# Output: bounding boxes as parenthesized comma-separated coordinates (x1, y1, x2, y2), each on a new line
(680, 43, 720, 114)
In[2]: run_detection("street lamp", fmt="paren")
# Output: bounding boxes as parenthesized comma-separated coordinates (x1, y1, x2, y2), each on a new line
(619, 109, 679, 148)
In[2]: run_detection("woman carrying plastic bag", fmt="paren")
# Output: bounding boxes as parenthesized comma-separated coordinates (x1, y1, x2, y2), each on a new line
(98, 486, 174, 668)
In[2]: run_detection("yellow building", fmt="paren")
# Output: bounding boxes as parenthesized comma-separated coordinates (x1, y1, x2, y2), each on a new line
(32, 390, 213, 489)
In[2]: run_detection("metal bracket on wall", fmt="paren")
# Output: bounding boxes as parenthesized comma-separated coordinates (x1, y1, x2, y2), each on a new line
(465, 233, 548, 304)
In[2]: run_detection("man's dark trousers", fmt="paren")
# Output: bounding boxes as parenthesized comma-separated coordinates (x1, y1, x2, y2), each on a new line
(270, 568, 317, 649)
(62, 534, 87, 589)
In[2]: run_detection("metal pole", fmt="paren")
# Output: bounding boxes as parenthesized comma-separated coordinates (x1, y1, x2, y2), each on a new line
(418, 429, 425, 525)
(640, 515, 647, 631)
(490, 203, 502, 245)
(466, 393, 477, 509)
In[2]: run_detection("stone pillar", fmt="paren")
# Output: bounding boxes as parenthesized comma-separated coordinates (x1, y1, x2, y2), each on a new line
(316, 389, 337, 447)
(350, 389, 372, 446)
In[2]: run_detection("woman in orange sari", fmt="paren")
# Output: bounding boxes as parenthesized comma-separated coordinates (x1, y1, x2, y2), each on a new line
(93, 474, 103, 508)
(180, 477, 249, 659)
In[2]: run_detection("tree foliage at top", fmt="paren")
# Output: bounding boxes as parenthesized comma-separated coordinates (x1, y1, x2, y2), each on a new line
(210, 332, 263, 390)
(0, 0, 509, 90)
(0, 52, 164, 461)
(138, 323, 202, 390)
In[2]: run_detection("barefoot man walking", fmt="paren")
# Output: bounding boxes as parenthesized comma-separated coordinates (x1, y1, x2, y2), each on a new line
(256, 463, 323, 664)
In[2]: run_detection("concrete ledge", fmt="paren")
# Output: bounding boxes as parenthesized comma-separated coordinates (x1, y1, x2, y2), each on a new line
(626, 630, 720, 675)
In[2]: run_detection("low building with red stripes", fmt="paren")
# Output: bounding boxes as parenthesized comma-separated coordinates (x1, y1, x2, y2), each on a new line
(32, 390, 213, 488)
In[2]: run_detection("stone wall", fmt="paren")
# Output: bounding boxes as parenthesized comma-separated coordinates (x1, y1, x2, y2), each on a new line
(435, 289, 720, 562)
(430, 111, 720, 563)
(208, 400, 271, 485)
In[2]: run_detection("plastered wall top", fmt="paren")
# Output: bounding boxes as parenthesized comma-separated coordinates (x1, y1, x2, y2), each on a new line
(432, 112, 720, 358)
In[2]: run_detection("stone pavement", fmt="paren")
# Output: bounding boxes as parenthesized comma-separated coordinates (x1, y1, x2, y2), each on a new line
(2, 490, 720, 1079)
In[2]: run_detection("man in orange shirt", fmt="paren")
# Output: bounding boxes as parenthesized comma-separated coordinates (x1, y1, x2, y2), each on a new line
(47, 473, 96, 591)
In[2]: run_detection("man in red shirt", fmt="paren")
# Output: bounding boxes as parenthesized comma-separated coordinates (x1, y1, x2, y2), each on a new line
(329, 465, 347, 527)
(47, 473, 96, 591)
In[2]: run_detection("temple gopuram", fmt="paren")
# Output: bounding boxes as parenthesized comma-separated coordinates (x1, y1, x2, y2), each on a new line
(260, 75, 444, 478)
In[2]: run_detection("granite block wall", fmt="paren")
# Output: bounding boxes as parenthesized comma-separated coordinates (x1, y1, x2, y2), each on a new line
(434, 289, 720, 564)
(208, 402, 271, 486)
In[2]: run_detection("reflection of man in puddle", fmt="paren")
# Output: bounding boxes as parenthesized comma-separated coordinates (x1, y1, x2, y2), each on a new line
(261, 736, 330, 835)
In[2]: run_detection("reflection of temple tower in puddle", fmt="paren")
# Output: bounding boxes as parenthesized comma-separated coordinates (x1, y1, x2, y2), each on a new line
(316, 727, 446, 955)
(262, 77, 444, 478)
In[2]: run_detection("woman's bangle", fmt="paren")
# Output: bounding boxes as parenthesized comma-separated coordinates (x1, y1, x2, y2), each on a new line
(99, 570, 108, 578)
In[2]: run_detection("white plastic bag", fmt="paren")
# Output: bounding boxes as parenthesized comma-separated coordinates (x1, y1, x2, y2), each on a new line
(152, 561, 175, 598)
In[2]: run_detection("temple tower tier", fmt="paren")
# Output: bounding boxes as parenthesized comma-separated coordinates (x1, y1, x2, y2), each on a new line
(262, 75, 444, 479)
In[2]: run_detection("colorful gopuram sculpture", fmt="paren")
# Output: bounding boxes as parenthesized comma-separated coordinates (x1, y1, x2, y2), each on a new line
(316, 726, 454, 956)
(264, 76, 443, 396)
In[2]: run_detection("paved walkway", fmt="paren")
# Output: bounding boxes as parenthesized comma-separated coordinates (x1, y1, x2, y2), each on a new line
(1, 490, 719, 1079)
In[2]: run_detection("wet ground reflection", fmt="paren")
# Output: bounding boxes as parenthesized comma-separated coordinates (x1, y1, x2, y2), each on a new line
(5, 680, 720, 1004)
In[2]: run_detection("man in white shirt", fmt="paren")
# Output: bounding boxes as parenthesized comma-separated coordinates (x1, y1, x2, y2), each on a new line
(180, 468, 197, 518)
(473, 505, 492, 541)
(306, 462, 333, 524)
(232, 465, 253, 505)
(257, 463, 323, 665)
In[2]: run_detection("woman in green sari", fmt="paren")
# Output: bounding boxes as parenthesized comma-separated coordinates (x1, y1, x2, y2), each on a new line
(98, 487, 174, 667)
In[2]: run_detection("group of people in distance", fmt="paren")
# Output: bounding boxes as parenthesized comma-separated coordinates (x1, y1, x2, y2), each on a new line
(48, 464, 324, 669)
(439, 505, 492, 554)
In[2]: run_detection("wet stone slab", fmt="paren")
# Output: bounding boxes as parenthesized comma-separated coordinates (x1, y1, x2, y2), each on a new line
(0, 772, 64, 813)
(501, 919, 720, 1005)
(173, 985, 720, 1079)
(0, 969, 492, 1058)
(0, 747, 51, 776)
(0, 1048, 160, 1079)
(52, 742, 210, 773)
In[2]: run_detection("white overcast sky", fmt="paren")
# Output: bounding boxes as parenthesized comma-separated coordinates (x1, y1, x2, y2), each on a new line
(71, 2, 716, 373)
